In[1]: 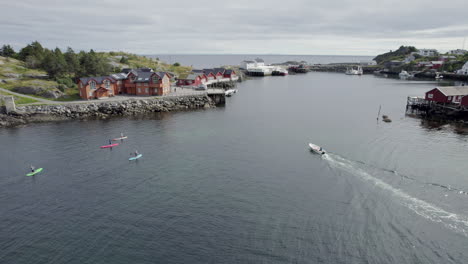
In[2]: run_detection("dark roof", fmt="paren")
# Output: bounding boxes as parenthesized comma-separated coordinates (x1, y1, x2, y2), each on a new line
(243, 60, 255, 63)
(213, 68, 226, 74)
(183, 74, 199, 80)
(156, 72, 169, 79)
(192, 69, 204, 73)
(134, 72, 155, 83)
(255, 58, 264, 63)
(79, 76, 115, 85)
(137, 67, 153, 72)
(224, 69, 235, 74)
(121, 68, 132, 74)
(110, 73, 128, 80)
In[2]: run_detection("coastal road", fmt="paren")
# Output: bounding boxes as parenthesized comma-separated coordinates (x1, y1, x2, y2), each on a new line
(0, 87, 56, 103)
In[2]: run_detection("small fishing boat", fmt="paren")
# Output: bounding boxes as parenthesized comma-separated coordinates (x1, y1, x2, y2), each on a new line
(26, 168, 43, 176)
(112, 136, 128, 141)
(308, 143, 326, 155)
(225, 89, 238, 97)
(399, 70, 412, 79)
(129, 154, 143, 161)
(100, 143, 119, 148)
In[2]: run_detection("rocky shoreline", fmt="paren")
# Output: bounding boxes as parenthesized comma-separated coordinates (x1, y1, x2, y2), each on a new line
(0, 95, 215, 128)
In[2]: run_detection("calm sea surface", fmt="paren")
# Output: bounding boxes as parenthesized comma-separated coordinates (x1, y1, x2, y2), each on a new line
(149, 54, 374, 68)
(1, 56, 468, 263)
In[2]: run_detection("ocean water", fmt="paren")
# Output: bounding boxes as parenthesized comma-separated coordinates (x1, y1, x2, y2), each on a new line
(148, 54, 374, 68)
(1, 60, 468, 263)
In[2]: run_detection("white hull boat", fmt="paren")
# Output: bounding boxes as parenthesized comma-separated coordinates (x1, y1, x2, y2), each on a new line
(345, 66, 363, 75)
(309, 143, 326, 155)
(225, 89, 238, 96)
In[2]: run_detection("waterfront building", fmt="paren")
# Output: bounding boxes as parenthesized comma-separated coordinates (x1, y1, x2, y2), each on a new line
(425, 86, 468, 104)
(109, 73, 128, 94)
(78, 68, 171, 100)
(176, 74, 203, 87)
(78, 76, 117, 100)
(240, 60, 256, 70)
(430, 61, 444, 69)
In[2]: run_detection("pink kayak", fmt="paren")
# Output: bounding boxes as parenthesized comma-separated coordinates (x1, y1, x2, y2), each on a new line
(100, 143, 119, 148)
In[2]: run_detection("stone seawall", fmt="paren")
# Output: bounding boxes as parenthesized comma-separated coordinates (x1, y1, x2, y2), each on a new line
(0, 95, 215, 128)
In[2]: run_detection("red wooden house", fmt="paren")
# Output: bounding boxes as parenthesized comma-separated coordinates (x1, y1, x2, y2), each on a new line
(223, 69, 237, 79)
(78, 76, 117, 100)
(425, 86, 468, 104)
(176, 74, 203, 86)
(109, 73, 128, 94)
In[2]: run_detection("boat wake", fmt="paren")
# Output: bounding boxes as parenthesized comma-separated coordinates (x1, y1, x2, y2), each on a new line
(322, 153, 468, 237)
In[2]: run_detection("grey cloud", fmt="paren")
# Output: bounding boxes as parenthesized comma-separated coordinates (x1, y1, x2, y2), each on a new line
(1, 0, 467, 54)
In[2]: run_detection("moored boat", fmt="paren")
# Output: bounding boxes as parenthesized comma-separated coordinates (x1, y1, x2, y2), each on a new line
(225, 89, 237, 97)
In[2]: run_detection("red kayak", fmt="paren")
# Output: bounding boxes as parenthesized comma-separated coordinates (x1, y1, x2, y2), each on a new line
(100, 143, 119, 148)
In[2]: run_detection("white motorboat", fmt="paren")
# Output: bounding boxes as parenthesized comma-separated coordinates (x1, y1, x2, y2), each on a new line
(345, 66, 363, 75)
(308, 143, 326, 155)
(225, 89, 237, 97)
(435, 73, 444, 80)
(399, 70, 412, 79)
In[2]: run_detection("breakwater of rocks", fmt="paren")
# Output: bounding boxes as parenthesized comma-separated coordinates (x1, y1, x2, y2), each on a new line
(0, 95, 215, 128)
(309, 64, 382, 73)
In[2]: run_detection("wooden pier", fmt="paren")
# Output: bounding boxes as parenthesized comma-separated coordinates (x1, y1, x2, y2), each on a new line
(406, 96, 468, 120)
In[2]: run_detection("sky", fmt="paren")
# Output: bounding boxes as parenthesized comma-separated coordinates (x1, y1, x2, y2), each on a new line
(1, 0, 468, 55)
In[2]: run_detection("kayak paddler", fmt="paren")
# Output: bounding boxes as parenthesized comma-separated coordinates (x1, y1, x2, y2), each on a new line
(109, 139, 112, 145)
(30, 165, 35, 173)
(134, 150, 139, 157)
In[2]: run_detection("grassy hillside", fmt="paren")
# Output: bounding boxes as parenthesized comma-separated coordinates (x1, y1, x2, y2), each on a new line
(0, 56, 55, 104)
(103, 52, 192, 77)
(1, 51, 193, 104)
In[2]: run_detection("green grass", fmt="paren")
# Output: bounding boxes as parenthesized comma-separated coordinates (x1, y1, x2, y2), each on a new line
(103, 52, 193, 77)
(0, 56, 47, 78)
(54, 88, 81, 101)
(0, 90, 39, 105)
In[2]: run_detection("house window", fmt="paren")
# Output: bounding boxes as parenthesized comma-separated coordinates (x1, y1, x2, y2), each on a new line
(88, 91, 92, 97)
(145, 88, 149, 93)
(448, 96, 452, 100)
(428, 94, 433, 99)
(130, 76, 136, 82)
(153, 76, 159, 84)
(90, 81, 96, 90)
(104, 80, 110, 89)
(144, 83, 148, 86)
(138, 88, 141, 93)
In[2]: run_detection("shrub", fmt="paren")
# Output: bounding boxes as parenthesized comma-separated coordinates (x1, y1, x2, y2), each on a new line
(173, 62, 180, 67)
(55, 77, 76, 88)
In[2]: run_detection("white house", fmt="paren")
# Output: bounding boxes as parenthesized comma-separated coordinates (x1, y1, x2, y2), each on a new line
(240, 58, 266, 69)
(449, 49, 468, 56)
(254, 58, 265, 67)
(240, 60, 256, 70)
(368, 60, 377, 65)
(403, 55, 416, 64)
(417, 49, 438, 57)
(457, 62, 468, 75)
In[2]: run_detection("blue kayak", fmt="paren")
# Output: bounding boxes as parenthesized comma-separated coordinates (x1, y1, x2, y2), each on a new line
(129, 154, 143, 161)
